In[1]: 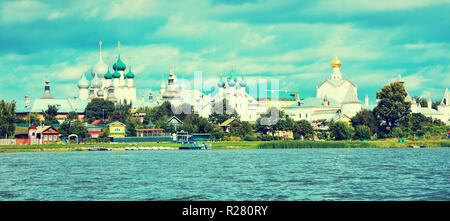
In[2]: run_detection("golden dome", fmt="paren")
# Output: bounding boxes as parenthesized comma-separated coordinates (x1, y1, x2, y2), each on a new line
(331, 56, 341, 68)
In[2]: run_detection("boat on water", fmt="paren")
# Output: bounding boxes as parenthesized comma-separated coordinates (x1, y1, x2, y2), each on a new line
(88, 148, 112, 151)
(179, 141, 209, 150)
(409, 145, 426, 148)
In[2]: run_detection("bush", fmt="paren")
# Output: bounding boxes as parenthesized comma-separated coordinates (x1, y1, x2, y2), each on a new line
(329, 121, 355, 140)
(354, 125, 372, 140)
(390, 126, 408, 138)
(243, 135, 257, 141)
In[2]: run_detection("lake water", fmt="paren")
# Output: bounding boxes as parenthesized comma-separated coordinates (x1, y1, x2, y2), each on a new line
(0, 148, 448, 201)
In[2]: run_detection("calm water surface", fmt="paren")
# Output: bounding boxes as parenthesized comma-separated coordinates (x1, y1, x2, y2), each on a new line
(0, 148, 448, 201)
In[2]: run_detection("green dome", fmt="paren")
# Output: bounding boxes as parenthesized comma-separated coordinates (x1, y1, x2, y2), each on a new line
(112, 55, 126, 71)
(125, 67, 135, 79)
(112, 70, 121, 78)
(104, 67, 112, 79)
(239, 76, 247, 87)
(217, 75, 225, 87)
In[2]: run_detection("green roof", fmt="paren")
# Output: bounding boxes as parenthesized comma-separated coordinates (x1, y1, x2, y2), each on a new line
(125, 67, 135, 78)
(113, 55, 126, 71)
(112, 70, 121, 78)
(104, 68, 112, 79)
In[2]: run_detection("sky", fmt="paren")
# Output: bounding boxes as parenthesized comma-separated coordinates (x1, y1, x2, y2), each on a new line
(0, 0, 449, 104)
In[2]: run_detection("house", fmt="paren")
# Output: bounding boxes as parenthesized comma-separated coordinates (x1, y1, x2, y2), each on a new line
(36, 126, 60, 144)
(107, 121, 126, 138)
(167, 116, 183, 130)
(87, 120, 105, 139)
(135, 128, 167, 137)
(267, 130, 294, 139)
(219, 117, 240, 133)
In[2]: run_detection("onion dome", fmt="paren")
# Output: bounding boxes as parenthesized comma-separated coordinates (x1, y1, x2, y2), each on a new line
(217, 75, 225, 87)
(227, 75, 237, 87)
(331, 56, 341, 68)
(239, 76, 247, 87)
(112, 69, 121, 78)
(92, 57, 108, 78)
(125, 66, 135, 79)
(112, 55, 126, 71)
(91, 73, 102, 88)
(104, 65, 112, 79)
(77, 73, 90, 89)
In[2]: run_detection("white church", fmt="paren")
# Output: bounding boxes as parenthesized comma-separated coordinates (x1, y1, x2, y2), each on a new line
(77, 41, 137, 104)
(282, 57, 368, 122)
(156, 67, 262, 121)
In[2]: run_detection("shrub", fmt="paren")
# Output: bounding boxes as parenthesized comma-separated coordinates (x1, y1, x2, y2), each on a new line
(354, 125, 372, 140)
(243, 135, 257, 141)
(391, 126, 407, 138)
(329, 121, 355, 140)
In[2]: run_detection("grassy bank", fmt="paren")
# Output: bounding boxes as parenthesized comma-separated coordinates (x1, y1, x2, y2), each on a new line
(257, 139, 450, 149)
(0, 141, 263, 153)
(1, 139, 448, 153)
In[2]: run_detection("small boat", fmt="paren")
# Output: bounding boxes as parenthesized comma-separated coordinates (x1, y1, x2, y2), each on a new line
(88, 148, 112, 151)
(409, 146, 426, 148)
(179, 142, 209, 150)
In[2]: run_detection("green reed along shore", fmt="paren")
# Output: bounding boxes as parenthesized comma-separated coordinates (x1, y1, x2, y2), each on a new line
(256, 139, 450, 149)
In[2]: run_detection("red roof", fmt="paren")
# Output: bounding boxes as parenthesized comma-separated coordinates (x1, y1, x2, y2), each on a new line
(28, 125, 36, 129)
(92, 120, 105, 125)
(446, 131, 450, 135)
(89, 131, 101, 134)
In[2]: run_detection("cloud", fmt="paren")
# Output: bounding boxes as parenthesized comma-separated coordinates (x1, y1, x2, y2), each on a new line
(0, 0, 449, 104)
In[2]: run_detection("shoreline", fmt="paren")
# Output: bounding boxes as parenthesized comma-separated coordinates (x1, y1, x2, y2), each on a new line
(0, 139, 449, 153)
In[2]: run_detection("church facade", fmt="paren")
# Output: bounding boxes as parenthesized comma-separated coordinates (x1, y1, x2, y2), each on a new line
(78, 41, 137, 104)
(282, 57, 364, 122)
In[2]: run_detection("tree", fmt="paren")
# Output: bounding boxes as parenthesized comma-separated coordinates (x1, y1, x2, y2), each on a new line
(209, 99, 239, 124)
(0, 100, 16, 138)
(109, 110, 123, 122)
(125, 119, 137, 137)
(27, 113, 41, 126)
(85, 98, 115, 123)
(209, 126, 225, 141)
(230, 121, 253, 138)
(58, 120, 89, 139)
(182, 114, 214, 134)
(115, 100, 132, 123)
(390, 126, 408, 138)
(66, 111, 78, 121)
(329, 121, 355, 140)
(412, 96, 428, 108)
(432, 101, 440, 110)
(294, 120, 314, 139)
(255, 108, 293, 134)
(354, 125, 372, 140)
(97, 127, 111, 143)
(351, 109, 377, 134)
(43, 105, 59, 125)
(373, 82, 411, 133)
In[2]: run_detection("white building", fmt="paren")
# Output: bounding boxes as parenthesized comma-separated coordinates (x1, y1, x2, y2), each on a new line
(78, 41, 137, 104)
(397, 73, 449, 125)
(283, 57, 363, 122)
(210, 71, 260, 122)
(156, 66, 212, 118)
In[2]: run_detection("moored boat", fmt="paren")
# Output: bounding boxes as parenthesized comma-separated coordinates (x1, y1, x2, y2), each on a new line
(88, 148, 112, 151)
(179, 141, 209, 150)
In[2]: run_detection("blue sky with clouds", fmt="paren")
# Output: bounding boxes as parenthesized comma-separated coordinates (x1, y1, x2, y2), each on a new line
(0, 0, 449, 104)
